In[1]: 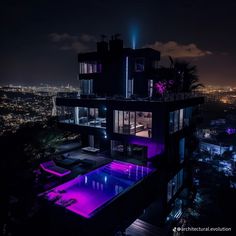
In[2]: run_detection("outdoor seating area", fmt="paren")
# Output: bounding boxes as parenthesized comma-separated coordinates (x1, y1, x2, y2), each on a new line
(40, 160, 71, 177)
(39, 147, 111, 181)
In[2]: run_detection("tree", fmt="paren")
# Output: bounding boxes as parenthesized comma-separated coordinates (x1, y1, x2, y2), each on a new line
(172, 59, 204, 93)
(154, 57, 204, 95)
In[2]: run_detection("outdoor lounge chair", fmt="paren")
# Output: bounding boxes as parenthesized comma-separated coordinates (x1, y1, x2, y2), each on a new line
(40, 160, 71, 177)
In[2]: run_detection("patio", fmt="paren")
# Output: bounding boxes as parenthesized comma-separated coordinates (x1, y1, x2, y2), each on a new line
(54, 148, 111, 177)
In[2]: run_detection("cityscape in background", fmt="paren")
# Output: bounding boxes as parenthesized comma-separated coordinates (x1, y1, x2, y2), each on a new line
(2, 0, 236, 234)
(1, 84, 236, 136)
(1, 84, 236, 181)
(1, 73, 236, 235)
(0, 85, 79, 135)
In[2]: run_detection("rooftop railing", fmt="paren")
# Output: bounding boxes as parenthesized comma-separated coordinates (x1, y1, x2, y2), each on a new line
(56, 92, 204, 102)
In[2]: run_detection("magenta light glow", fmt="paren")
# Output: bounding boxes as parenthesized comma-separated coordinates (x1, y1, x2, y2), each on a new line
(40, 161, 71, 177)
(154, 81, 166, 95)
(40, 161, 154, 218)
(130, 138, 164, 158)
(154, 80, 174, 95)
(226, 128, 236, 135)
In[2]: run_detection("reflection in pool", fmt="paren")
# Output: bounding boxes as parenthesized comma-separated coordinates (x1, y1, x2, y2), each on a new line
(41, 160, 154, 218)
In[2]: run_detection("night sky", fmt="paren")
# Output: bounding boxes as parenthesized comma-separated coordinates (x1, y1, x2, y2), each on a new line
(1, 0, 236, 87)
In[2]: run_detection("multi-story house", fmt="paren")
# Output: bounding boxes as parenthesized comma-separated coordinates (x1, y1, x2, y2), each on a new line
(54, 36, 204, 233)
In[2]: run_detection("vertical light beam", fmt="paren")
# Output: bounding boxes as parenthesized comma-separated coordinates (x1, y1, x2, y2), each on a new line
(132, 34, 136, 49)
(130, 25, 138, 49)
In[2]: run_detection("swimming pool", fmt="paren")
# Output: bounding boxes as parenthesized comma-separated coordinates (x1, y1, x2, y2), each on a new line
(41, 160, 154, 218)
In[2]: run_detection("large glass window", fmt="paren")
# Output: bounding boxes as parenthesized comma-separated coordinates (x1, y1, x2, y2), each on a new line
(167, 180, 173, 202)
(167, 169, 184, 201)
(184, 107, 192, 127)
(58, 106, 106, 128)
(113, 110, 152, 138)
(57, 106, 75, 124)
(179, 109, 184, 130)
(118, 110, 123, 133)
(169, 111, 174, 133)
(79, 61, 102, 74)
(78, 107, 88, 125)
(127, 79, 134, 97)
(169, 107, 192, 133)
(80, 79, 93, 95)
(130, 111, 135, 134)
(148, 80, 153, 97)
(88, 108, 99, 126)
(111, 140, 125, 158)
(123, 111, 130, 134)
(114, 110, 119, 133)
(174, 110, 179, 132)
(111, 140, 147, 164)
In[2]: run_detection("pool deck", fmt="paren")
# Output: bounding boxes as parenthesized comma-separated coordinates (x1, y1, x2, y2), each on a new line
(38, 148, 159, 236)
(40, 160, 154, 219)
(37, 147, 112, 193)
(55, 148, 111, 176)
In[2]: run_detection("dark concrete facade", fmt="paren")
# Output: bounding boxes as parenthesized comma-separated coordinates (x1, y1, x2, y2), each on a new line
(56, 37, 204, 227)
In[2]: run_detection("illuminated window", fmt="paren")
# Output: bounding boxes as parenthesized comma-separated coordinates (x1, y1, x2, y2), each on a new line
(167, 169, 184, 201)
(184, 107, 192, 127)
(179, 109, 183, 130)
(57, 106, 75, 124)
(169, 111, 174, 133)
(80, 79, 93, 95)
(148, 80, 153, 97)
(79, 61, 102, 74)
(58, 106, 106, 128)
(127, 79, 134, 97)
(114, 110, 152, 138)
(174, 110, 179, 132)
(169, 107, 192, 133)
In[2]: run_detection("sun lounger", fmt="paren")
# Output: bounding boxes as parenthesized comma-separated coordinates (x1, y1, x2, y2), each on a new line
(40, 160, 71, 177)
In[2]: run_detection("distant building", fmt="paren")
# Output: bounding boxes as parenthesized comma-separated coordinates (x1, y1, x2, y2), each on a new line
(199, 139, 233, 156)
(210, 119, 226, 126)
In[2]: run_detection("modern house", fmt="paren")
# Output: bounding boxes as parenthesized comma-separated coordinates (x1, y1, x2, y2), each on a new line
(53, 36, 204, 234)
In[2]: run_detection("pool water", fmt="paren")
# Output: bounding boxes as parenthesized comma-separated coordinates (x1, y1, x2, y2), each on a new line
(42, 160, 154, 218)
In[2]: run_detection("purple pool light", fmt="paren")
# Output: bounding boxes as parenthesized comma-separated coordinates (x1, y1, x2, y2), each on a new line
(130, 138, 164, 158)
(41, 161, 154, 218)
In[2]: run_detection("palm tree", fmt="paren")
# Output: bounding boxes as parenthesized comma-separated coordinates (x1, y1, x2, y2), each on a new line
(172, 59, 204, 93)
(154, 57, 204, 94)
(170, 56, 204, 92)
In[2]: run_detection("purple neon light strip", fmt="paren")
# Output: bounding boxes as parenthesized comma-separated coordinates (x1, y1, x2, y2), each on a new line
(42, 160, 154, 218)
(40, 163, 71, 177)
